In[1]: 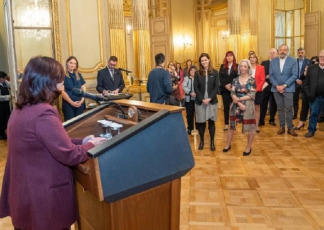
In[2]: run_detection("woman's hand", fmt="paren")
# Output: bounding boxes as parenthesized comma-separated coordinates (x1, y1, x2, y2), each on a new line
(232, 96, 239, 104)
(239, 103, 246, 111)
(202, 98, 211, 105)
(225, 83, 231, 91)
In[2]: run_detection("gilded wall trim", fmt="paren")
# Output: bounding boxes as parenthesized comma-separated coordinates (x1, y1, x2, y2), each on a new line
(65, 0, 105, 73)
(52, 0, 62, 62)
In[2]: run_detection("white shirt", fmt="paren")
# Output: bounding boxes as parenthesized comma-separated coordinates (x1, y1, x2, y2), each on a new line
(279, 56, 287, 73)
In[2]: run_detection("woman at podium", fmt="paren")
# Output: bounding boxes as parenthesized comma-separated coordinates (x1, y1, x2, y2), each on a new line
(0, 56, 105, 230)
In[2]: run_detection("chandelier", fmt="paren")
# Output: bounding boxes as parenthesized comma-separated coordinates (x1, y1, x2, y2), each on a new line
(16, 0, 51, 41)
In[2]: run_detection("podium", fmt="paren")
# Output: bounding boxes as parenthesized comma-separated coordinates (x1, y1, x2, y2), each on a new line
(64, 100, 195, 230)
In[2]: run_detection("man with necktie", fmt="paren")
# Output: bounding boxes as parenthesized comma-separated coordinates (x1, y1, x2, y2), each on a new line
(96, 56, 125, 95)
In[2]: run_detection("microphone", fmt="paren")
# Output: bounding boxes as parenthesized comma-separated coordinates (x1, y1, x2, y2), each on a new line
(71, 88, 106, 102)
(118, 68, 132, 74)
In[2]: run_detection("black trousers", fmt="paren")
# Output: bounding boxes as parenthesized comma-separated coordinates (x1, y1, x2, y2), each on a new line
(260, 90, 277, 124)
(221, 91, 232, 125)
(299, 90, 309, 121)
(0, 101, 11, 136)
(293, 83, 302, 117)
(185, 100, 195, 130)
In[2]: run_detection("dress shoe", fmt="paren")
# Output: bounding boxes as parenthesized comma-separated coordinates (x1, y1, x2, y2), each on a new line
(287, 129, 298, 136)
(305, 132, 314, 138)
(293, 123, 305, 130)
(269, 121, 276, 126)
(198, 141, 204, 150)
(277, 127, 285, 135)
(223, 145, 231, 152)
(187, 129, 192, 135)
(243, 148, 252, 156)
(210, 140, 215, 151)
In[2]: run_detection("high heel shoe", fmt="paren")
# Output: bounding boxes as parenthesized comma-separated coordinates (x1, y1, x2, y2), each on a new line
(198, 141, 204, 150)
(293, 123, 305, 130)
(243, 148, 252, 156)
(223, 145, 231, 152)
(223, 125, 228, 131)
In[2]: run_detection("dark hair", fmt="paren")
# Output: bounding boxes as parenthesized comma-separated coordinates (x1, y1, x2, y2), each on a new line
(186, 59, 192, 67)
(16, 56, 65, 109)
(109, 56, 118, 62)
(188, 66, 197, 76)
(297, 47, 304, 52)
(198, 53, 213, 76)
(310, 56, 319, 65)
(0, 71, 8, 79)
(65, 56, 80, 80)
(155, 53, 165, 65)
(223, 51, 237, 71)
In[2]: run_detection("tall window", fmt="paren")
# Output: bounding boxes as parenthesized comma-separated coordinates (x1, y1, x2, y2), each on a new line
(12, 0, 53, 70)
(274, 0, 305, 56)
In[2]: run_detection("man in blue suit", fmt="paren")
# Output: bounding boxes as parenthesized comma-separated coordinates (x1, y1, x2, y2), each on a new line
(96, 56, 125, 95)
(293, 47, 309, 119)
(270, 44, 298, 136)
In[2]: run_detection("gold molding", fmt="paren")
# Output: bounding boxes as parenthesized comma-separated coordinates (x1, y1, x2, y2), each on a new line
(65, 0, 105, 73)
(52, 0, 62, 62)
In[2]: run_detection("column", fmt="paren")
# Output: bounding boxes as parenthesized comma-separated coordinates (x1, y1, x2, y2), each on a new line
(132, 0, 151, 83)
(108, 0, 127, 77)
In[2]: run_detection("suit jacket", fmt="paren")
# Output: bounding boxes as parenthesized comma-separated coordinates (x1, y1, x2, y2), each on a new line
(0, 103, 94, 230)
(194, 69, 220, 105)
(269, 56, 298, 93)
(297, 58, 310, 79)
(261, 60, 272, 93)
(96, 67, 125, 93)
(219, 64, 238, 92)
(303, 64, 321, 102)
(254, 65, 265, 92)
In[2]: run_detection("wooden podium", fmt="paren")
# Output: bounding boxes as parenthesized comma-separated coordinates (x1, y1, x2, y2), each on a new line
(64, 100, 195, 230)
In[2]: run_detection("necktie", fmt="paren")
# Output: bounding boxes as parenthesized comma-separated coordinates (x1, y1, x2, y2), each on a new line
(110, 69, 114, 81)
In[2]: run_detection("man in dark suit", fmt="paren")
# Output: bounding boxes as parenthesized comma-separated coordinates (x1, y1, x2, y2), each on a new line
(303, 49, 324, 138)
(293, 47, 309, 119)
(96, 56, 125, 95)
(260, 48, 278, 126)
(270, 44, 298, 136)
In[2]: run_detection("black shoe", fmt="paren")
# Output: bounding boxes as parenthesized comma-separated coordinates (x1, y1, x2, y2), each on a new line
(187, 129, 192, 135)
(259, 122, 265, 127)
(256, 129, 260, 133)
(0, 135, 7, 140)
(210, 141, 215, 151)
(198, 141, 204, 150)
(305, 132, 314, 138)
(269, 121, 276, 126)
(223, 145, 231, 152)
(243, 148, 252, 156)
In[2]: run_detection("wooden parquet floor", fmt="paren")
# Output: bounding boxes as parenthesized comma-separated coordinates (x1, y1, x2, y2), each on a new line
(1, 112, 324, 229)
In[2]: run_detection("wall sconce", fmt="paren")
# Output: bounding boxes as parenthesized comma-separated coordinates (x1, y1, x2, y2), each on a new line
(126, 25, 132, 35)
(174, 35, 192, 49)
(221, 30, 229, 40)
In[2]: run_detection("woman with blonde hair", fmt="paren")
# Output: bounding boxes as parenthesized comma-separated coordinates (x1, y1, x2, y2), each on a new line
(223, 59, 256, 156)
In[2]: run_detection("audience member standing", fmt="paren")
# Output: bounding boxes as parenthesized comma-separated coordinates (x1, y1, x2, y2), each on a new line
(223, 59, 256, 156)
(147, 53, 175, 104)
(96, 56, 125, 95)
(219, 51, 238, 131)
(248, 51, 265, 133)
(194, 53, 220, 151)
(260, 48, 278, 126)
(183, 59, 193, 78)
(0, 71, 11, 140)
(293, 47, 309, 119)
(182, 66, 197, 135)
(303, 49, 324, 138)
(61, 56, 86, 121)
(270, 44, 298, 136)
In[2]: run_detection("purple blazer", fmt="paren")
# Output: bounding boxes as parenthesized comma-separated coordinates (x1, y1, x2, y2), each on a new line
(0, 103, 94, 230)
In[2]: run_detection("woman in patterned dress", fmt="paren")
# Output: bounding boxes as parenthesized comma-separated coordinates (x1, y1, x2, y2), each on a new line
(223, 59, 256, 156)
